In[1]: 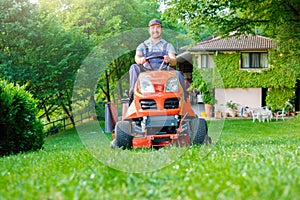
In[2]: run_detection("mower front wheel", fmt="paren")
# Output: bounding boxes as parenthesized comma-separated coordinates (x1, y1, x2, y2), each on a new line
(191, 118, 208, 145)
(115, 121, 133, 149)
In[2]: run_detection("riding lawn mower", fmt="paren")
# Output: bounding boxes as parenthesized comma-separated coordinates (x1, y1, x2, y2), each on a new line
(110, 56, 210, 149)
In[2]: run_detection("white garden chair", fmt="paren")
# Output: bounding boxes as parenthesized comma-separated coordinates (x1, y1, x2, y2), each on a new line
(250, 106, 272, 122)
(250, 109, 261, 122)
(276, 108, 286, 121)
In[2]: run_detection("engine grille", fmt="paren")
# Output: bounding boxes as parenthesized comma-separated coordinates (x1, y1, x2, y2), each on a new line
(164, 98, 179, 109)
(140, 100, 157, 110)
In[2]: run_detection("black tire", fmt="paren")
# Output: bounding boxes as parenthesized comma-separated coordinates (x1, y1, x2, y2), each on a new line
(191, 118, 208, 145)
(115, 121, 133, 149)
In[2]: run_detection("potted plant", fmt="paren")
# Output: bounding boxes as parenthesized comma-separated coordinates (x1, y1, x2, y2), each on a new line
(192, 83, 216, 118)
(284, 101, 294, 117)
(190, 68, 217, 118)
(287, 95, 296, 116)
(226, 100, 238, 117)
(205, 89, 218, 114)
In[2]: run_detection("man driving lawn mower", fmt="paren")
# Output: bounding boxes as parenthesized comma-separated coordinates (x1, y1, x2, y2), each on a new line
(110, 19, 209, 149)
(129, 19, 188, 102)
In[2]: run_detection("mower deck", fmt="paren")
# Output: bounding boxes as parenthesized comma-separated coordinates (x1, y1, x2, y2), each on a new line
(132, 133, 190, 148)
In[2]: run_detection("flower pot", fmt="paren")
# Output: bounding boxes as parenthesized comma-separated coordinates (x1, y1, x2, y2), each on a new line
(243, 113, 250, 118)
(215, 111, 222, 118)
(229, 111, 237, 117)
(223, 112, 229, 118)
(205, 104, 213, 118)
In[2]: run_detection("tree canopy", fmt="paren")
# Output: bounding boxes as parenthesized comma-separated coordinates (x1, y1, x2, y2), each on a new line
(0, 0, 164, 122)
(163, 0, 300, 38)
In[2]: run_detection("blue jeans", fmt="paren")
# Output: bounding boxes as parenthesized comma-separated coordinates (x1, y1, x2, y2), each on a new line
(129, 64, 188, 100)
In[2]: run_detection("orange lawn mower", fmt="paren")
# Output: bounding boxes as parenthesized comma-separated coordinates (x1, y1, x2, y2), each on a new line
(110, 56, 210, 149)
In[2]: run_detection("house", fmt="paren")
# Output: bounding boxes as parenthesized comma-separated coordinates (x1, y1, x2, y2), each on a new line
(177, 34, 300, 116)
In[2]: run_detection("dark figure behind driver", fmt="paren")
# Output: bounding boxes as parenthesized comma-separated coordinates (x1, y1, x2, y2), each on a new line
(129, 19, 188, 100)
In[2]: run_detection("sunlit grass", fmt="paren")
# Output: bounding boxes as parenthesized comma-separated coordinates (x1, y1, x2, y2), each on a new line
(1, 117, 300, 199)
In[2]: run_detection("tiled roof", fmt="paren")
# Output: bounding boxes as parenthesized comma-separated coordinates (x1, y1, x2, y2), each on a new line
(191, 34, 276, 51)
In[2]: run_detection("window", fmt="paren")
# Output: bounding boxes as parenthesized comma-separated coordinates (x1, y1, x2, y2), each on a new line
(241, 52, 268, 69)
(197, 54, 214, 68)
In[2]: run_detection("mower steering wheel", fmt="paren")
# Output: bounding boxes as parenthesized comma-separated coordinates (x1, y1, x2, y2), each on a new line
(145, 55, 165, 61)
(144, 55, 169, 71)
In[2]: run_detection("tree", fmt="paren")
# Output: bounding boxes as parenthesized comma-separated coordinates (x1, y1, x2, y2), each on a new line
(163, 1, 299, 37)
(1, 0, 185, 123)
(58, 0, 162, 102)
(25, 22, 93, 123)
(0, 0, 93, 123)
(163, 0, 300, 109)
(0, 0, 38, 83)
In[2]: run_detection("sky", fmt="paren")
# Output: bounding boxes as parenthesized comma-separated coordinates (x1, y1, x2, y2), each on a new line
(29, 0, 39, 4)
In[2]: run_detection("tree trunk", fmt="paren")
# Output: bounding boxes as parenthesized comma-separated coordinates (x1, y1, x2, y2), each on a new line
(42, 102, 51, 122)
(116, 60, 124, 98)
(61, 102, 75, 126)
(105, 70, 111, 102)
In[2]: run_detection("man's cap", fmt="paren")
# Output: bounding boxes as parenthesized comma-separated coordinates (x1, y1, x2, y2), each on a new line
(148, 19, 162, 27)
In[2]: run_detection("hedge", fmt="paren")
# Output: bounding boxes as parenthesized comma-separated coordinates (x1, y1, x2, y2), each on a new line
(0, 80, 44, 156)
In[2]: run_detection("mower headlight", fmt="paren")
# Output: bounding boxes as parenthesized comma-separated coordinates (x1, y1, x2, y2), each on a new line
(139, 78, 155, 93)
(166, 77, 179, 92)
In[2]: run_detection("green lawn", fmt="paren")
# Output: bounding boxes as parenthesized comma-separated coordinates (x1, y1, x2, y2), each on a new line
(1, 117, 300, 200)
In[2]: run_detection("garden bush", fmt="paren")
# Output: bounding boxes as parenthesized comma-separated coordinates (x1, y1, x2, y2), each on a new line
(0, 80, 44, 156)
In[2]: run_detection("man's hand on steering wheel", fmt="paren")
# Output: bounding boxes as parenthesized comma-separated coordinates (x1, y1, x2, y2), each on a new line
(139, 57, 147, 65)
(163, 55, 171, 63)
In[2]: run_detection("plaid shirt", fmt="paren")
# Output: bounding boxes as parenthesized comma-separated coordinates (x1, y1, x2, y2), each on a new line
(136, 38, 176, 56)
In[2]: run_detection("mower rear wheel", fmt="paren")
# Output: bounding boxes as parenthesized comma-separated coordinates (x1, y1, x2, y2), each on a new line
(115, 121, 133, 149)
(191, 118, 207, 145)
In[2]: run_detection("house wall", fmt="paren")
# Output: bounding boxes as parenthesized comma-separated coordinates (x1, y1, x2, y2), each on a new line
(215, 88, 262, 113)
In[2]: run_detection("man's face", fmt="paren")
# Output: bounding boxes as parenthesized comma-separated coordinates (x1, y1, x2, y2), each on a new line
(149, 24, 162, 40)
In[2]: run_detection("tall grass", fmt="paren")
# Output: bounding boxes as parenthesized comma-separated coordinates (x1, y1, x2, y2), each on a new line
(1, 117, 299, 200)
